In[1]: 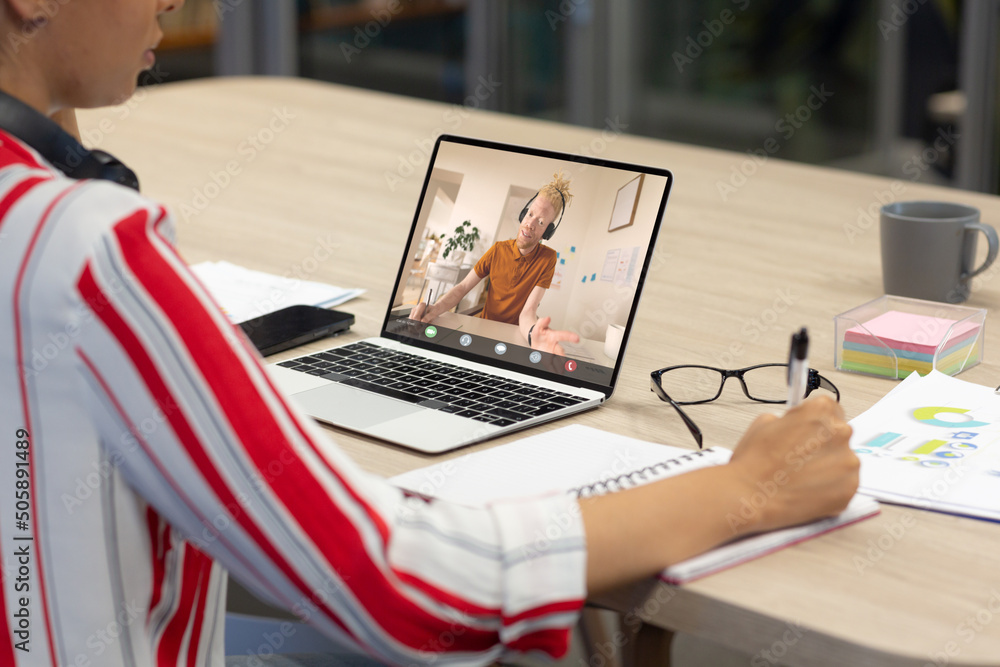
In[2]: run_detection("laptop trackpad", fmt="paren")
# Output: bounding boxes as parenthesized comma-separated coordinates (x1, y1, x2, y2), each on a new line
(292, 383, 422, 429)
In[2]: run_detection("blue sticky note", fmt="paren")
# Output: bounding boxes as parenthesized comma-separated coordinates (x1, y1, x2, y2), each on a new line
(560, 258, 565, 264)
(591, 273, 597, 281)
(581, 276, 586, 283)
(571, 246, 576, 252)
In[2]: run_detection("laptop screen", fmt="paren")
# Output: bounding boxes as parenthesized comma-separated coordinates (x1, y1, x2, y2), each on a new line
(383, 135, 672, 396)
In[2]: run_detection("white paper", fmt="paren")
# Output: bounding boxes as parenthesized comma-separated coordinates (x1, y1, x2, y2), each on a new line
(615, 246, 639, 285)
(190, 261, 365, 323)
(849, 370, 1000, 521)
(391, 424, 729, 504)
(601, 248, 620, 282)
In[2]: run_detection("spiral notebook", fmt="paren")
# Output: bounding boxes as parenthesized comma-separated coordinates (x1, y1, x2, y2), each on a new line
(390, 424, 880, 583)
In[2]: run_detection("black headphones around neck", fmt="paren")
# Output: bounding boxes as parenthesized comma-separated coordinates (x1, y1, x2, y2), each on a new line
(518, 188, 566, 241)
(0, 90, 139, 191)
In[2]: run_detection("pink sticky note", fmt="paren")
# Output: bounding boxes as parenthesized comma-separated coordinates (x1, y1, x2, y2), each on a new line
(845, 310, 981, 355)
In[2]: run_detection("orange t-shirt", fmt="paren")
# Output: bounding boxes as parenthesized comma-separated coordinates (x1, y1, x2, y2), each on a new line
(474, 239, 557, 324)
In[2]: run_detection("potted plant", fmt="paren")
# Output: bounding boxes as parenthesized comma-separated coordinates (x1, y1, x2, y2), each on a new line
(440, 220, 480, 265)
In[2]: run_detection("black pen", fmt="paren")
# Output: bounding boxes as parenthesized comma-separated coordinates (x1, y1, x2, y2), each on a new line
(786, 327, 809, 408)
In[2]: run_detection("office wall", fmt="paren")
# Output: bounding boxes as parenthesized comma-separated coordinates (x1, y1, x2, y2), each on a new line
(433, 142, 594, 250)
(544, 172, 667, 342)
(389, 170, 461, 308)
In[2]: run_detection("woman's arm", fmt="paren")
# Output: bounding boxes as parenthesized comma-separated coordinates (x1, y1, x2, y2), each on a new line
(582, 397, 858, 594)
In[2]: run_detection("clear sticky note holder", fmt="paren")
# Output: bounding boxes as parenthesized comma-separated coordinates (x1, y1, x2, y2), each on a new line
(834, 295, 986, 379)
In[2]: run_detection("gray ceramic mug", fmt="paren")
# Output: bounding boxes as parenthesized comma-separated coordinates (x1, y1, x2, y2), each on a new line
(880, 201, 999, 303)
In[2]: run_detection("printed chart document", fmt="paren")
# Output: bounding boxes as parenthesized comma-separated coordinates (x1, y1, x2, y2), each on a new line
(190, 260, 365, 323)
(850, 370, 1000, 522)
(390, 425, 880, 584)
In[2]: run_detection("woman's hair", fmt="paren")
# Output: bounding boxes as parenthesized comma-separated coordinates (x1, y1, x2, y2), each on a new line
(538, 171, 573, 217)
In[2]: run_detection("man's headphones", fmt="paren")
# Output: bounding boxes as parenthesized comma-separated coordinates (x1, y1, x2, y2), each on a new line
(0, 90, 139, 191)
(518, 188, 566, 241)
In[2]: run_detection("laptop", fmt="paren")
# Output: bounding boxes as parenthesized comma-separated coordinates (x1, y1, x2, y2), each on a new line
(267, 134, 673, 453)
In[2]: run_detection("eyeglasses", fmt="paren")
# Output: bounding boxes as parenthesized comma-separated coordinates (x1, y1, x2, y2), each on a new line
(649, 363, 840, 449)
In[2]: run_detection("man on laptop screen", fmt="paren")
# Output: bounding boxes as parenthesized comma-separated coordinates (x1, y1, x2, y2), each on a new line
(409, 171, 579, 356)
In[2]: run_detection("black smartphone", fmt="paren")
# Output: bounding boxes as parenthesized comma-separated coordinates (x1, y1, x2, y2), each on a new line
(238, 305, 354, 356)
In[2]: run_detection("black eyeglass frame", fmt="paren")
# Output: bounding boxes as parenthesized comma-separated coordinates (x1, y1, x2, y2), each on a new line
(649, 363, 840, 449)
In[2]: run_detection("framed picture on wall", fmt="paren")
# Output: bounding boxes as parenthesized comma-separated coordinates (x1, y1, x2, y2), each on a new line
(608, 174, 644, 232)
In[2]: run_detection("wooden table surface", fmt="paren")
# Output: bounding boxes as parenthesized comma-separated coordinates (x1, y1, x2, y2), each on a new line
(78, 77, 1000, 666)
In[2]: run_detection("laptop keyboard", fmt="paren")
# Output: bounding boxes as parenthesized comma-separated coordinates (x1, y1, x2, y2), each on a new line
(276, 341, 589, 427)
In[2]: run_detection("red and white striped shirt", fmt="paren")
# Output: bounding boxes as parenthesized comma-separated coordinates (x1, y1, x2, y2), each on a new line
(0, 130, 586, 667)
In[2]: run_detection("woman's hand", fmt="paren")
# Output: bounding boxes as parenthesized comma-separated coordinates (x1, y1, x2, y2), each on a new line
(727, 396, 860, 534)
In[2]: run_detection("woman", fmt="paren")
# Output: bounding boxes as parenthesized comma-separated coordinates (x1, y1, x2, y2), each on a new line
(0, 1, 859, 665)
